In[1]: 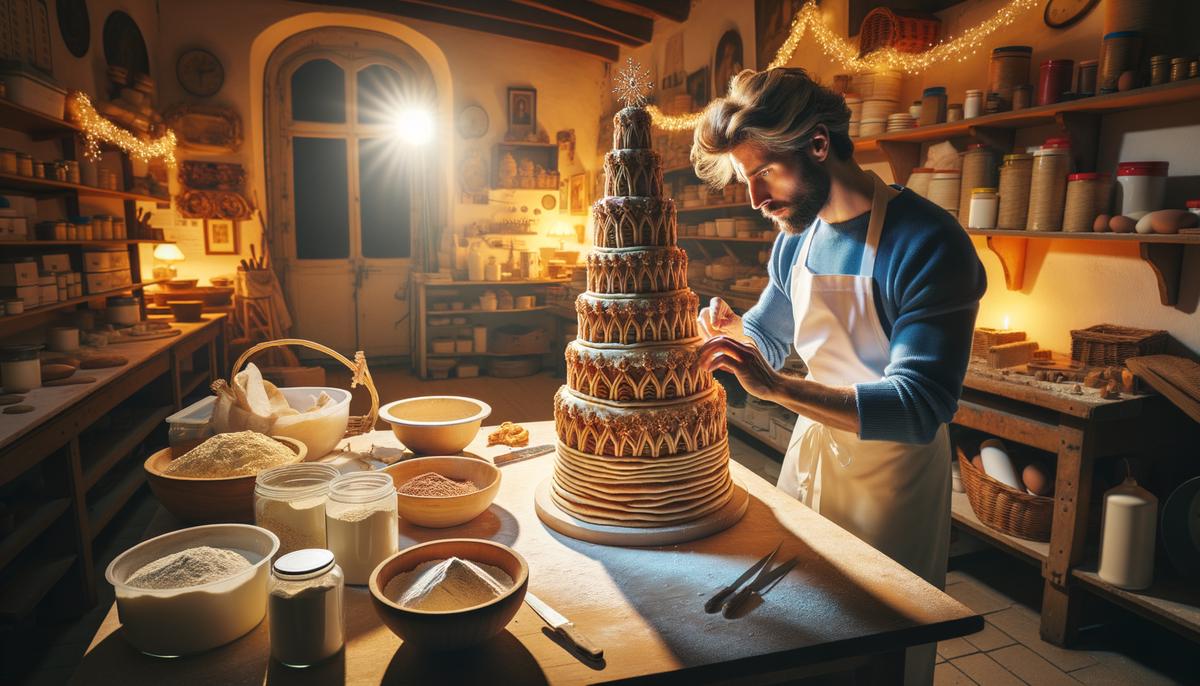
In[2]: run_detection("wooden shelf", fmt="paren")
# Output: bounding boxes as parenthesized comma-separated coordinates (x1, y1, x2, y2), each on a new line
(428, 306, 551, 316)
(0, 279, 167, 338)
(87, 460, 146, 540)
(680, 235, 775, 243)
(0, 98, 80, 137)
(422, 278, 567, 287)
(427, 351, 546, 358)
(82, 405, 173, 489)
(0, 498, 71, 570)
(965, 229, 1199, 306)
(0, 554, 76, 622)
(950, 491, 1049, 565)
(1072, 567, 1200, 643)
(0, 239, 166, 246)
(677, 202, 756, 215)
(0, 171, 167, 203)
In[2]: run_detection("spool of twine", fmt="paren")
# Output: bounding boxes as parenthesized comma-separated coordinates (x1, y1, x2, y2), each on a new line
(997, 154, 1033, 230)
(959, 147, 996, 221)
(1027, 148, 1070, 231)
(1063, 175, 1102, 232)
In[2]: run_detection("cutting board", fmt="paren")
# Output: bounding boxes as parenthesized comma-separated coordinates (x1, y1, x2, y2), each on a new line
(1126, 355, 1200, 423)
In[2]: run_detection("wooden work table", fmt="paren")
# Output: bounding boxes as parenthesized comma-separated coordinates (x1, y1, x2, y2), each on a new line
(75, 421, 981, 685)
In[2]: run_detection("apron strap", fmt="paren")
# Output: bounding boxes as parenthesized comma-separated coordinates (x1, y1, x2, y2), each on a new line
(859, 172, 893, 277)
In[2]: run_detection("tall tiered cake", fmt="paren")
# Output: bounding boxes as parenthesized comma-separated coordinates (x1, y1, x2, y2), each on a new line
(535, 61, 747, 545)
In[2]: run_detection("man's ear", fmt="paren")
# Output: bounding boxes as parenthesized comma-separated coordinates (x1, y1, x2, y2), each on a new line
(808, 125, 830, 163)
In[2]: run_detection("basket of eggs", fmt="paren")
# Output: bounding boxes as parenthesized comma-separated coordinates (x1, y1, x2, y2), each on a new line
(957, 439, 1054, 542)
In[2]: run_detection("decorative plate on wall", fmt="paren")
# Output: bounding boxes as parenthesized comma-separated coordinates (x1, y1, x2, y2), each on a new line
(177, 48, 224, 97)
(164, 103, 243, 153)
(457, 104, 489, 139)
(56, 0, 89, 58)
(102, 10, 149, 77)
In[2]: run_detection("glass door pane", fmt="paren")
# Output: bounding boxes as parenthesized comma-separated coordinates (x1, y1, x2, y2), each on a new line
(358, 137, 411, 259)
(293, 137, 350, 259)
(291, 59, 346, 123)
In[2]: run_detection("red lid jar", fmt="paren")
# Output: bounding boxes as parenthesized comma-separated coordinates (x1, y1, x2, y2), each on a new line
(1042, 136, 1071, 149)
(1116, 161, 1169, 176)
(1037, 59, 1074, 106)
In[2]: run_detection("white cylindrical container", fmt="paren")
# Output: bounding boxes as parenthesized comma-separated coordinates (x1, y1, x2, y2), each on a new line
(48, 326, 80, 352)
(269, 548, 345, 667)
(106, 296, 141, 326)
(928, 170, 962, 217)
(968, 188, 999, 229)
(964, 89, 983, 119)
(980, 439, 1021, 490)
(1097, 477, 1157, 590)
(483, 256, 501, 282)
(1115, 161, 1169, 216)
(478, 292, 498, 311)
(467, 241, 486, 281)
(473, 325, 488, 352)
(0, 345, 42, 393)
(325, 472, 398, 585)
(254, 464, 341, 558)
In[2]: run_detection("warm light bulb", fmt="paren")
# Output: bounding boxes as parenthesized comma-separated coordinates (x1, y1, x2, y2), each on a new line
(392, 107, 435, 146)
(1002, 315, 1011, 331)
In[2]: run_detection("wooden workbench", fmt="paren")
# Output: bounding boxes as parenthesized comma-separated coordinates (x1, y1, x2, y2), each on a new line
(75, 421, 981, 685)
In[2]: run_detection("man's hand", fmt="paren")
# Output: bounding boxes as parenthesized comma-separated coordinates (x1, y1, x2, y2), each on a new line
(697, 297, 747, 341)
(698, 336, 781, 402)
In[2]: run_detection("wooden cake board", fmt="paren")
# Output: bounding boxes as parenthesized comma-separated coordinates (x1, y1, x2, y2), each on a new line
(535, 477, 749, 547)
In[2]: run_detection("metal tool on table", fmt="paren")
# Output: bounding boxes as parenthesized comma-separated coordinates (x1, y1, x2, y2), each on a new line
(722, 555, 800, 619)
(525, 591, 603, 659)
(703, 541, 781, 613)
(494, 444, 554, 467)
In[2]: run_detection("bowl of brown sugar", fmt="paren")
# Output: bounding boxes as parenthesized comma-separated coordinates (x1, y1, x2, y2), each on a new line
(382, 456, 501, 528)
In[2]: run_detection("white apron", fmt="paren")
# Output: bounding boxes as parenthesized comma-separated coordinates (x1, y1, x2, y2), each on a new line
(775, 173, 951, 683)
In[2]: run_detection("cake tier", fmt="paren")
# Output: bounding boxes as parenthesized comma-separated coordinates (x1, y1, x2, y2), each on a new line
(553, 384, 728, 458)
(592, 197, 677, 249)
(586, 247, 687, 294)
(575, 290, 698, 345)
(565, 339, 714, 402)
(604, 150, 663, 198)
(612, 106, 652, 150)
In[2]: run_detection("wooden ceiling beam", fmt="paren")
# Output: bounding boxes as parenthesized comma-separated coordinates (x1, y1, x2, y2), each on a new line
(511, 0, 653, 45)
(292, 0, 620, 60)
(589, 0, 689, 23)
(404, 0, 645, 47)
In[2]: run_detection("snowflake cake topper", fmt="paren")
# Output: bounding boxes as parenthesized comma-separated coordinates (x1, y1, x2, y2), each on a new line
(612, 57, 653, 107)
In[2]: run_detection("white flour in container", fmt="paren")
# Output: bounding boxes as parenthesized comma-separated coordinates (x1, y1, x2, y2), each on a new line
(326, 508, 398, 585)
(126, 546, 250, 589)
(384, 557, 513, 611)
(256, 496, 327, 555)
(164, 431, 298, 477)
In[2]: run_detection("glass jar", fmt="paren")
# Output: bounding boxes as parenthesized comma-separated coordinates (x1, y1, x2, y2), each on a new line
(255, 463, 341, 558)
(998, 153, 1034, 230)
(963, 89, 983, 119)
(1170, 57, 1189, 83)
(1150, 55, 1171, 86)
(1027, 139, 1072, 231)
(1063, 173, 1107, 232)
(16, 153, 33, 177)
(967, 188, 998, 229)
(269, 549, 345, 667)
(106, 296, 141, 325)
(1115, 161, 1169, 216)
(988, 45, 1032, 110)
(959, 144, 996, 222)
(0, 344, 43, 392)
(1037, 59, 1074, 106)
(946, 104, 963, 122)
(0, 149, 16, 174)
(325, 472, 398, 585)
(1076, 59, 1098, 96)
(919, 87, 946, 126)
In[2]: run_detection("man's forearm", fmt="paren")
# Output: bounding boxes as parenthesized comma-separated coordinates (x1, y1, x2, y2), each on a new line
(766, 374, 860, 434)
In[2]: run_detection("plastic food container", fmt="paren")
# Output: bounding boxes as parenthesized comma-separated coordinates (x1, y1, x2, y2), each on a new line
(105, 524, 279, 657)
(1115, 161, 1168, 216)
(165, 396, 217, 454)
(171, 388, 351, 459)
(967, 188, 998, 229)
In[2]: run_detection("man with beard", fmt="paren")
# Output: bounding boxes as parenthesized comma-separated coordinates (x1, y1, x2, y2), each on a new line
(690, 68, 985, 685)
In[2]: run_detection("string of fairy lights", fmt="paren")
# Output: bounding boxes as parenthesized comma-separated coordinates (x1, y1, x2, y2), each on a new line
(648, 0, 1041, 131)
(68, 92, 178, 166)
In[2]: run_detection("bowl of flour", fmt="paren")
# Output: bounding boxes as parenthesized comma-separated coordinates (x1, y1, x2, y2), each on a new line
(369, 538, 528, 650)
(105, 523, 279, 656)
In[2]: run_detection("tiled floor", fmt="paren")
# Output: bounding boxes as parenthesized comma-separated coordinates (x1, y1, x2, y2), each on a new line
(15, 366, 1194, 684)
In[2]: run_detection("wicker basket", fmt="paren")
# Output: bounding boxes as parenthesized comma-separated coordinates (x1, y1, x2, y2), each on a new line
(228, 338, 380, 436)
(1070, 324, 1167, 367)
(958, 451, 1052, 542)
(859, 8, 940, 56)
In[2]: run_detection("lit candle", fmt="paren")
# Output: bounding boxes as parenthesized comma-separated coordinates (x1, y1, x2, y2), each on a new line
(1002, 315, 1011, 331)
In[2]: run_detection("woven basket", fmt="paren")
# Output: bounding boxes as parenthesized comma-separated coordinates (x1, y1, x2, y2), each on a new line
(859, 8, 940, 56)
(1070, 324, 1167, 367)
(958, 451, 1052, 542)
(229, 338, 380, 436)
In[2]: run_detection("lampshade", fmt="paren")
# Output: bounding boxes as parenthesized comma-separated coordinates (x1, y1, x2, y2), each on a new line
(153, 243, 185, 262)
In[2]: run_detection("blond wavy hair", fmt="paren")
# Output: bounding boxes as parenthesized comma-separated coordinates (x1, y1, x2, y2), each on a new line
(691, 68, 853, 189)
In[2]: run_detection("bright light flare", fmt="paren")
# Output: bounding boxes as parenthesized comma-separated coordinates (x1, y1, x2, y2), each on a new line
(392, 107, 435, 146)
(1002, 315, 1010, 331)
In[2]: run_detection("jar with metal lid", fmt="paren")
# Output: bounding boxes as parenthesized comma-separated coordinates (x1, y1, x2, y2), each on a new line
(1190, 59, 1199, 79)
(113, 217, 127, 239)
(1116, 161, 1168, 216)
(1170, 57, 1189, 83)
(963, 89, 983, 119)
(997, 154, 1033, 230)
(0, 344, 43, 393)
(1037, 59, 1074, 106)
(906, 168, 935, 197)
(908, 100, 922, 119)
(269, 548, 345, 667)
(946, 103, 963, 122)
(4, 298, 24, 315)
(988, 45, 1032, 110)
(0, 149, 16, 174)
(1011, 84, 1033, 110)
(1063, 173, 1108, 232)
(53, 221, 67, 240)
(919, 87, 946, 126)
(967, 188, 998, 229)
(325, 472, 398, 585)
(255, 463, 341, 557)
(1027, 139, 1071, 231)
(16, 153, 33, 177)
(1150, 55, 1171, 86)
(105, 295, 141, 326)
(928, 170, 962, 218)
(1076, 60, 1098, 96)
(959, 144, 996, 220)
(1100, 31, 1140, 93)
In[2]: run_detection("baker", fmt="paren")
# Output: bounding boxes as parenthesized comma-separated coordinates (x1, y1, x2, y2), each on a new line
(692, 68, 985, 684)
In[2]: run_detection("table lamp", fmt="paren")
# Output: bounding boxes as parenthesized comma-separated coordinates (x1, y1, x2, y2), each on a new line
(152, 243, 185, 280)
(547, 223, 575, 251)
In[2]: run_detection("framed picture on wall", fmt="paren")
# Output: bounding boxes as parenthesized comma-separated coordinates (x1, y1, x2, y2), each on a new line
(569, 173, 588, 216)
(686, 67, 709, 110)
(713, 29, 744, 98)
(507, 87, 537, 140)
(204, 218, 239, 254)
(756, 0, 803, 70)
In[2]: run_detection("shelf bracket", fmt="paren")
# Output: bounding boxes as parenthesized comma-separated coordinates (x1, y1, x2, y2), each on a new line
(968, 126, 1015, 155)
(1139, 243, 1182, 306)
(1056, 111, 1101, 172)
(985, 236, 1028, 290)
(878, 140, 922, 185)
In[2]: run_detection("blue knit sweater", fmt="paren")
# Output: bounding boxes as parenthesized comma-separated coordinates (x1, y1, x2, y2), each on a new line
(741, 187, 986, 444)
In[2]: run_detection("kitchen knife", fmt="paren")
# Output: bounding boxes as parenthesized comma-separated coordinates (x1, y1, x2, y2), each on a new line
(493, 444, 554, 467)
(525, 591, 603, 659)
(723, 556, 799, 619)
(704, 541, 782, 613)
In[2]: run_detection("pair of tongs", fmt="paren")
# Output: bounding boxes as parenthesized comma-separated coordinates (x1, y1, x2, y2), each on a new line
(704, 541, 798, 618)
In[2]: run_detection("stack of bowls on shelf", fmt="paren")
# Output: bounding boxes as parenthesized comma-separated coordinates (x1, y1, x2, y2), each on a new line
(886, 112, 916, 132)
(856, 70, 900, 138)
(845, 94, 862, 138)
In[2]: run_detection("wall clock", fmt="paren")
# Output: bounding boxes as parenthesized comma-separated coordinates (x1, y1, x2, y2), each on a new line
(457, 104, 489, 139)
(177, 48, 224, 97)
(1044, 0, 1098, 29)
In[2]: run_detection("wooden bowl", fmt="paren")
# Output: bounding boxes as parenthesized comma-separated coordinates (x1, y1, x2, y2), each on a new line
(143, 436, 307, 524)
(169, 300, 204, 322)
(369, 539, 528, 651)
(382, 456, 500, 528)
(379, 396, 491, 455)
(164, 279, 199, 290)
